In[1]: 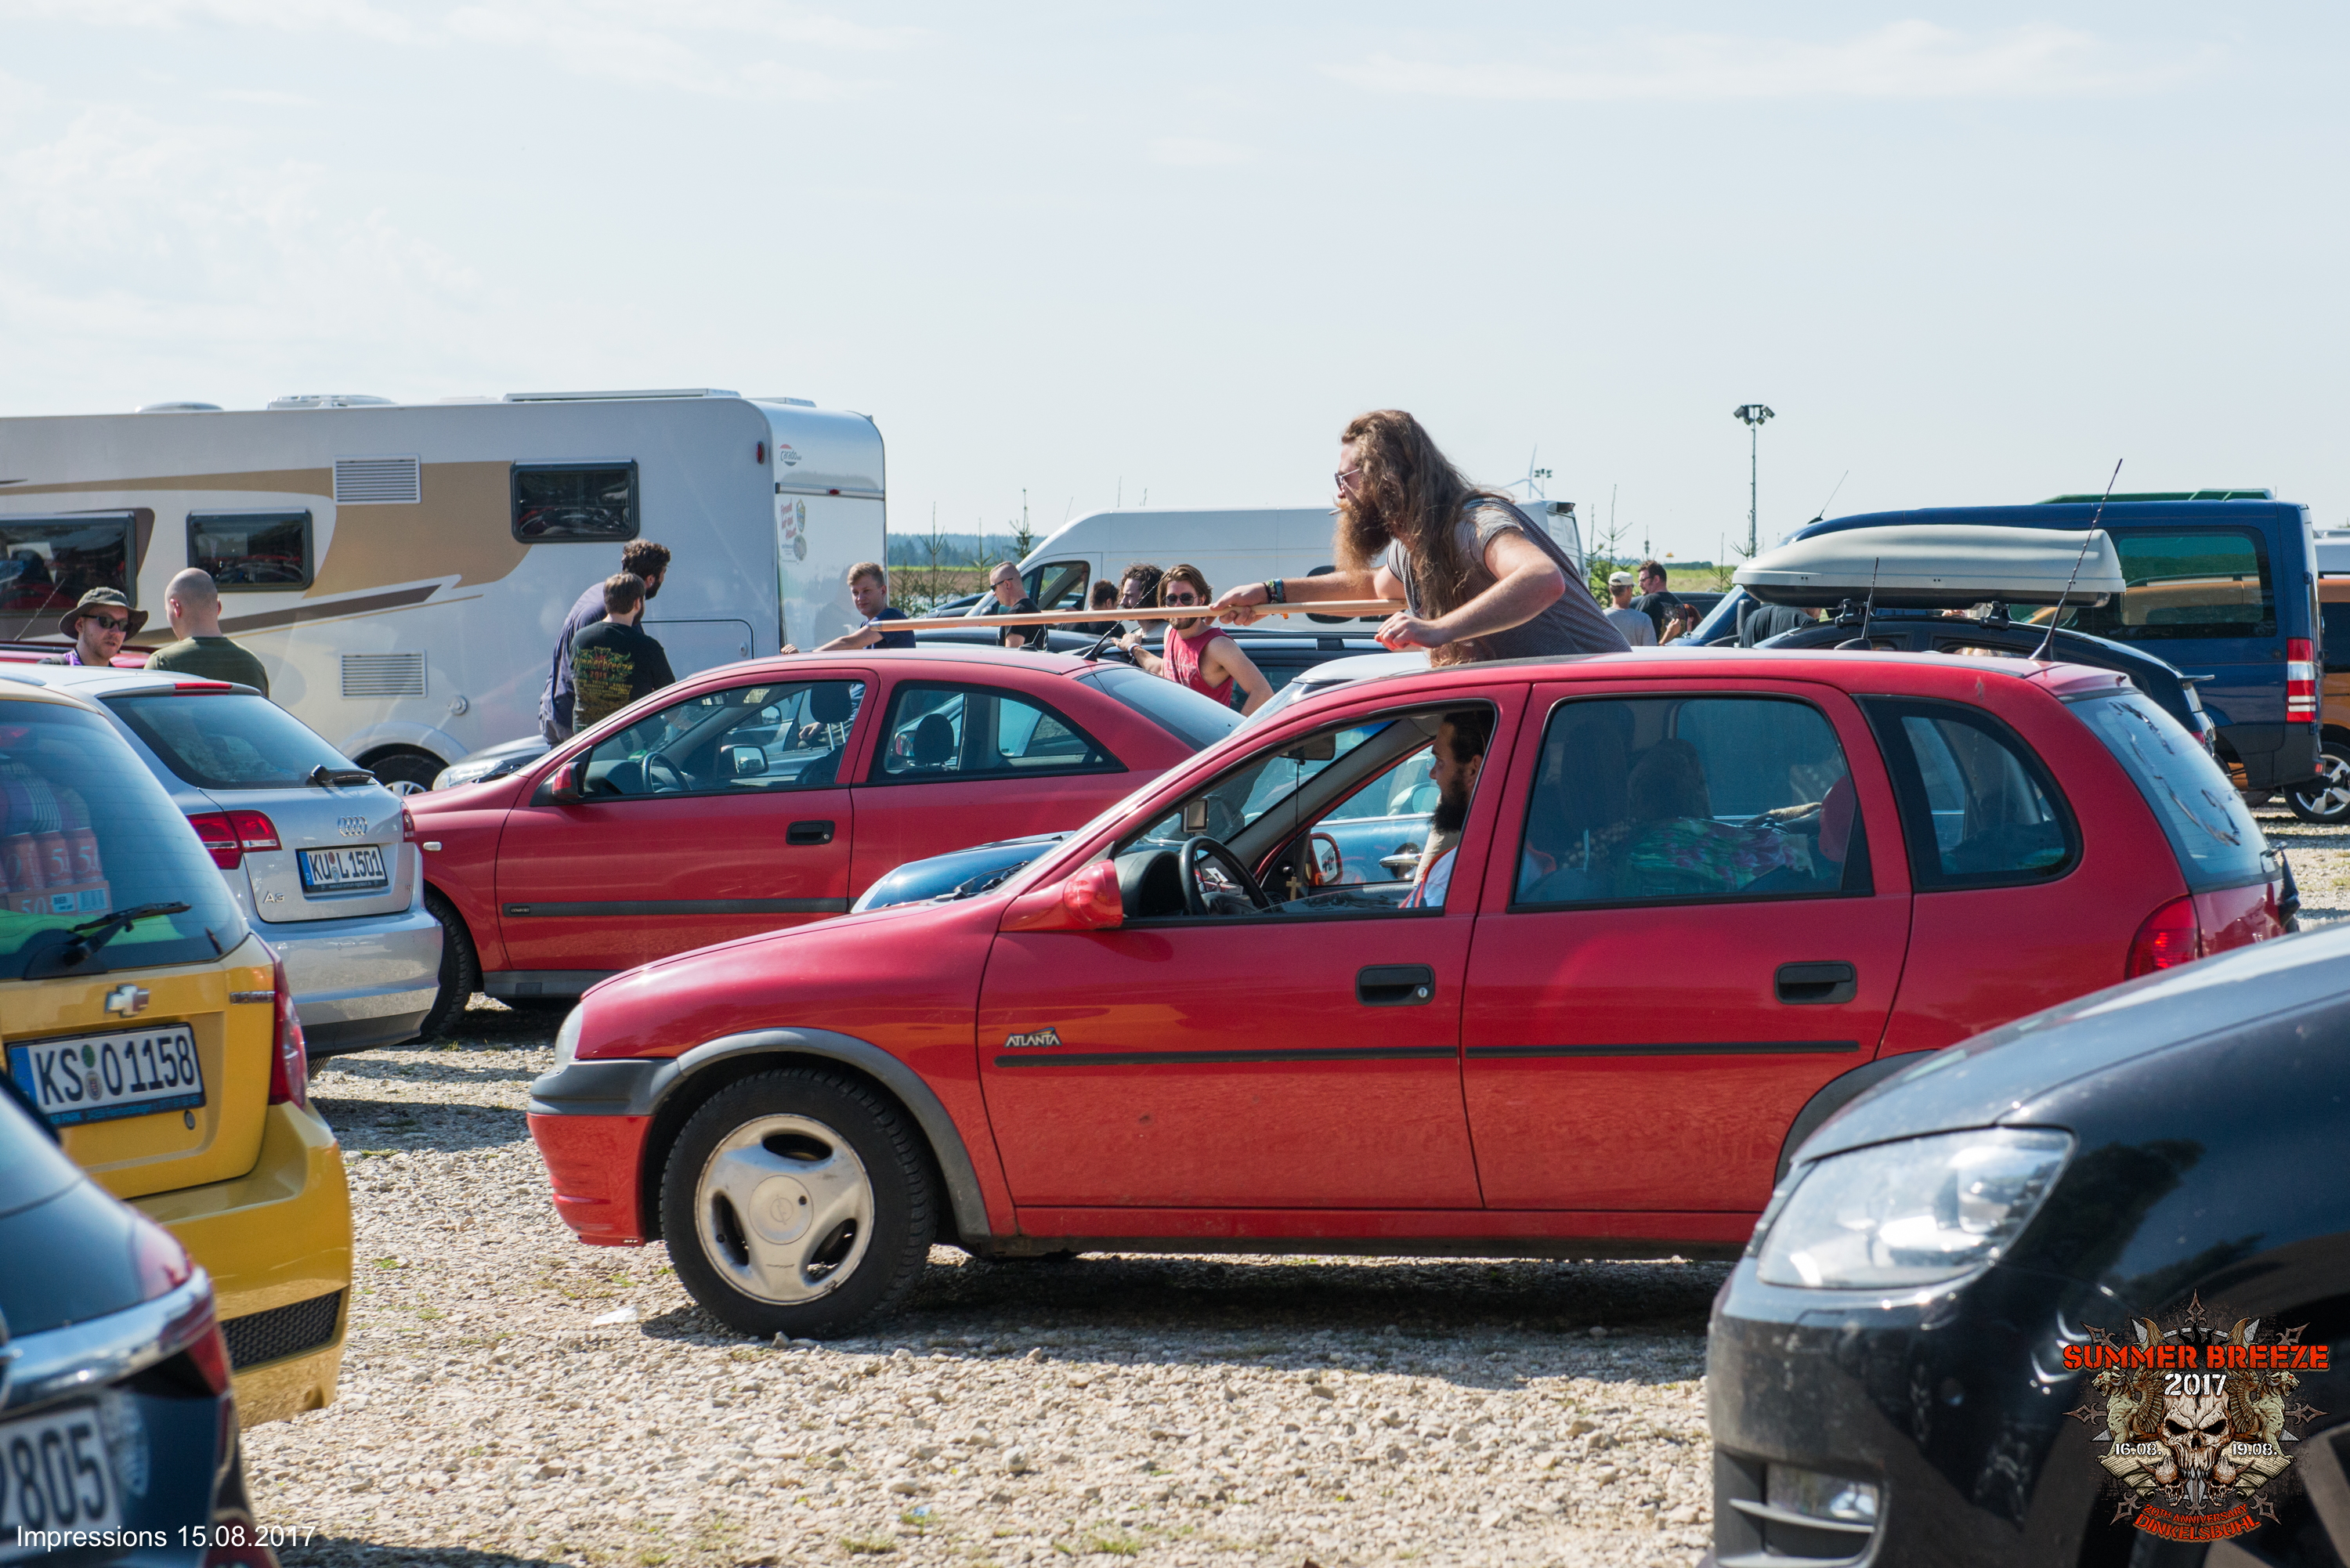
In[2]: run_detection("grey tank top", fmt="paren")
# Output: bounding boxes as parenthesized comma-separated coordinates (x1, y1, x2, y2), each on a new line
(1381, 499, 1630, 661)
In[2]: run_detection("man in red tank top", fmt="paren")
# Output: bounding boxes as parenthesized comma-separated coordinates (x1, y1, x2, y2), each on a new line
(1123, 563, 1274, 716)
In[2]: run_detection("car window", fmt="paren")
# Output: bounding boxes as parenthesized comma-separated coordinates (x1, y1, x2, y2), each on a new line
(2054, 529, 2274, 642)
(1074, 663, 1245, 750)
(2066, 690, 2269, 891)
(0, 700, 246, 977)
(871, 683, 1115, 782)
(107, 694, 354, 790)
(1513, 696, 1868, 907)
(1129, 720, 1389, 849)
(2321, 599, 2350, 672)
(576, 680, 863, 798)
(1860, 698, 2076, 890)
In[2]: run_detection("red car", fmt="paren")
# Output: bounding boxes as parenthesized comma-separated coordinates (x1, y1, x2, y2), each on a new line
(408, 649, 1231, 1029)
(525, 649, 2288, 1336)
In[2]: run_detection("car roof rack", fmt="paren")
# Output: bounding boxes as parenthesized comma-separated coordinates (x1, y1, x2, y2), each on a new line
(2037, 489, 2273, 503)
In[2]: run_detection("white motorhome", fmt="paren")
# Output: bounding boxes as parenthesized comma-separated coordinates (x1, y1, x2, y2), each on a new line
(1007, 499, 1583, 619)
(0, 389, 883, 786)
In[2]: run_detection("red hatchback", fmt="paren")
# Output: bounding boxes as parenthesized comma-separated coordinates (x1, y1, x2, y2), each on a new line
(525, 649, 2288, 1336)
(408, 649, 1231, 1030)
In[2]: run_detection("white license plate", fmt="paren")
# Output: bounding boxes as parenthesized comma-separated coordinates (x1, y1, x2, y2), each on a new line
(0, 1404, 121, 1552)
(301, 844, 388, 891)
(5, 1027, 204, 1128)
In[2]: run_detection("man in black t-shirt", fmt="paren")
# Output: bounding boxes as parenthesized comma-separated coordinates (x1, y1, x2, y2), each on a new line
(1629, 559, 1683, 642)
(569, 573, 677, 730)
(986, 562, 1045, 652)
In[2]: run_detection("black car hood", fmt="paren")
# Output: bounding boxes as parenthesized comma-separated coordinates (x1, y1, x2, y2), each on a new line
(1799, 924, 2350, 1161)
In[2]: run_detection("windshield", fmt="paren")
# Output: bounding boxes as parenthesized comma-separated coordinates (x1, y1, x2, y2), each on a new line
(1075, 663, 1243, 750)
(1127, 720, 1395, 851)
(0, 701, 245, 978)
(107, 692, 356, 791)
(1688, 588, 1750, 644)
(2066, 689, 2270, 891)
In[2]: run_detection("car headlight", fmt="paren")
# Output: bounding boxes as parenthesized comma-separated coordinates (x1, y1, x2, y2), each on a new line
(1754, 1127, 2073, 1289)
(552, 1006, 584, 1069)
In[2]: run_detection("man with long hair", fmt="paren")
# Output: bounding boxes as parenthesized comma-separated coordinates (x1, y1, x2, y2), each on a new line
(1211, 410, 1626, 663)
(1123, 563, 1274, 716)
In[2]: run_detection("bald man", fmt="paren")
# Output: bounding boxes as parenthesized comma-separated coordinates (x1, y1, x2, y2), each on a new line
(146, 568, 271, 696)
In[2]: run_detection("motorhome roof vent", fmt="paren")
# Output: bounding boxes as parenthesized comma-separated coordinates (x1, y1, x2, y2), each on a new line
(135, 401, 223, 414)
(501, 388, 739, 403)
(333, 455, 422, 505)
(341, 652, 427, 699)
(757, 396, 817, 406)
(269, 395, 396, 410)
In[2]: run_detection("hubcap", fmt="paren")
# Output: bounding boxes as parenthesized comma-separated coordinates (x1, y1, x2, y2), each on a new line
(694, 1114, 873, 1304)
(2294, 754, 2350, 818)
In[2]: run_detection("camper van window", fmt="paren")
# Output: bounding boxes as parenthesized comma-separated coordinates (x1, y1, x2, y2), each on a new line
(2053, 529, 2274, 642)
(0, 516, 136, 643)
(188, 511, 313, 591)
(512, 462, 640, 543)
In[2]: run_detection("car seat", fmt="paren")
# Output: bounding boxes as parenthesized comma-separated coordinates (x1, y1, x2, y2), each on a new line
(909, 713, 957, 771)
(786, 684, 860, 787)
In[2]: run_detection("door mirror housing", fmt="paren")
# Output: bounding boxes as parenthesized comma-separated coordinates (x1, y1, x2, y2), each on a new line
(547, 760, 582, 804)
(1001, 861, 1124, 933)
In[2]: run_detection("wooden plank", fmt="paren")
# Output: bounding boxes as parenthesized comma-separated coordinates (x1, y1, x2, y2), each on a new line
(886, 600, 1403, 633)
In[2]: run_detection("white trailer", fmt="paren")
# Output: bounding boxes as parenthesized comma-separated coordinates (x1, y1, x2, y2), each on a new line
(0, 389, 884, 786)
(1007, 499, 1583, 617)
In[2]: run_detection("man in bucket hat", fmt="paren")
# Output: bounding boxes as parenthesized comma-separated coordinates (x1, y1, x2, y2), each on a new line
(40, 587, 146, 668)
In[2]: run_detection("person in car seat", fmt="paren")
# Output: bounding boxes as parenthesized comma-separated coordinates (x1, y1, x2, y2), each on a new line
(1611, 741, 1814, 894)
(1401, 710, 1491, 909)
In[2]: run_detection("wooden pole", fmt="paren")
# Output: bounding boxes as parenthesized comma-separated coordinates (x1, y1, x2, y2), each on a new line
(886, 601, 1403, 633)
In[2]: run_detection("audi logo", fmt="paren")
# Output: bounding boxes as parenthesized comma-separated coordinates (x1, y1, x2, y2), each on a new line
(337, 816, 368, 838)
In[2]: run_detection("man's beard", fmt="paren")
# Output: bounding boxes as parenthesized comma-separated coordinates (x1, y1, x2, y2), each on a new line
(1336, 493, 1394, 572)
(1430, 777, 1471, 834)
(644, 578, 660, 600)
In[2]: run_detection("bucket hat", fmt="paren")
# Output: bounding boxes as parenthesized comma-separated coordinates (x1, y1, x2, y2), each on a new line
(57, 587, 148, 640)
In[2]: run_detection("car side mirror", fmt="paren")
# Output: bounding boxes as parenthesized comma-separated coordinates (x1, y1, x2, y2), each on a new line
(1000, 861, 1124, 933)
(728, 746, 767, 778)
(548, 761, 582, 804)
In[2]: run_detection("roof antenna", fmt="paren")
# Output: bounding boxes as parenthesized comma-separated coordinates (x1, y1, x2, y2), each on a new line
(1807, 470, 1849, 526)
(2033, 459, 2122, 662)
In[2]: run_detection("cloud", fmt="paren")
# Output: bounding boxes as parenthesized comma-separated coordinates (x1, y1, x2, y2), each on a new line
(0, 0, 418, 42)
(1325, 22, 2201, 102)
(1148, 137, 1256, 168)
(210, 88, 322, 107)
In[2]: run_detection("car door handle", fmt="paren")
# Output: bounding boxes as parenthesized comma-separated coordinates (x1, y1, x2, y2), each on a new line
(1776, 961, 1856, 1006)
(786, 820, 836, 846)
(1358, 964, 1435, 1006)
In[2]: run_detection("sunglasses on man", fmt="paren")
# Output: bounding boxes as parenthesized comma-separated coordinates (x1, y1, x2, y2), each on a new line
(83, 616, 132, 633)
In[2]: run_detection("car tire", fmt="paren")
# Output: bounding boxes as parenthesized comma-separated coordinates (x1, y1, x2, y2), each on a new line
(661, 1068, 937, 1339)
(362, 746, 445, 796)
(418, 888, 480, 1039)
(2287, 741, 2350, 826)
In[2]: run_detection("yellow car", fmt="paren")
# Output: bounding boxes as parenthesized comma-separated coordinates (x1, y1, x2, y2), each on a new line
(0, 680, 351, 1426)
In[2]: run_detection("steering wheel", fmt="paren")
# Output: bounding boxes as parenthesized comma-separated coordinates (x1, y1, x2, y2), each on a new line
(1180, 836, 1270, 916)
(643, 754, 689, 795)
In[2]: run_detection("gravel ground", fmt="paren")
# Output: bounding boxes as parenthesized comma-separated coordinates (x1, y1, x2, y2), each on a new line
(253, 808, 2344, 1568)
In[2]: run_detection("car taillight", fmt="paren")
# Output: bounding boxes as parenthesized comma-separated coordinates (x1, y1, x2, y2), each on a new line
(186, 811, 280, 869)
(2126, 895, 2204, 978)
(2287, 638, 2317, 722)
(402, 804, 420, 844)
(264, 948, 309, 1110)
(130, 1213, 194, 1299)
(186, 1321, 234, 1397)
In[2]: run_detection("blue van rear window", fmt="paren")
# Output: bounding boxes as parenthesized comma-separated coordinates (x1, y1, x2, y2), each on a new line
(2066, 690, 2270, 891)
(2059, 529, 2273, 642)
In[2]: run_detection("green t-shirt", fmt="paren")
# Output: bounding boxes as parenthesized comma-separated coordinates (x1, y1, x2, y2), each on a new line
(146, 636, 271, 697)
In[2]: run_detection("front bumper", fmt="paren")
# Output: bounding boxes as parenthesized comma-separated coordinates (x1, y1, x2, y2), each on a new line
(1705, 1259, 2110, 1568)
(262, 901, 443, 1053)
(132, 1099, 353, 1427)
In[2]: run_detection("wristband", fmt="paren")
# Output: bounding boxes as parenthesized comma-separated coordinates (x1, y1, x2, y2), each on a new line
(1264, 578, 1285, 605)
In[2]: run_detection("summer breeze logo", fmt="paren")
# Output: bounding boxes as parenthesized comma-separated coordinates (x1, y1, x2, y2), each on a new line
(2066, 1295, 2329, 1544)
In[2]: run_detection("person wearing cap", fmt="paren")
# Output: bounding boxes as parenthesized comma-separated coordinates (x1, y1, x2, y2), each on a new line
(145, 568, 271, 695)
(41, 587, 146, 668)
(1602, 572, 1657, 646)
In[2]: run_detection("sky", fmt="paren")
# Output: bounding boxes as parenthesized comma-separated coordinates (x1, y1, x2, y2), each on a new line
(2, 2, 2345, 563)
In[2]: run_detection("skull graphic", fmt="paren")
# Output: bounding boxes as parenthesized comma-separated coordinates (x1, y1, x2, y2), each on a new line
(2153, 1389, 2233, 1508)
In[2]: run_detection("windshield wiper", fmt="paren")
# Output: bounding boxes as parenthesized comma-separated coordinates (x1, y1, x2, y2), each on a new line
(24, 901, 193, 980)
(309, 764, 380, 788)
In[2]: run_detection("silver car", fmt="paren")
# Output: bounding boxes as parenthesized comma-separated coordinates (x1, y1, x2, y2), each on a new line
(0, 666, 442, 1056)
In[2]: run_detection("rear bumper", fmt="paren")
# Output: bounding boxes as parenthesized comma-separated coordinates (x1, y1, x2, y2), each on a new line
(261, 902, 442, 1047)
(131, 1099, 353, 1426)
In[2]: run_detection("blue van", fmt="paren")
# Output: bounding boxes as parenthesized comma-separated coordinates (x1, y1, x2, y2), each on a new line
(1689, 492, 2321, 790)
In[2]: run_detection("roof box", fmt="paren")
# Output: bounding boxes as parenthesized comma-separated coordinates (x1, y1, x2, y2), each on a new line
(1736, 525, 2125, 609)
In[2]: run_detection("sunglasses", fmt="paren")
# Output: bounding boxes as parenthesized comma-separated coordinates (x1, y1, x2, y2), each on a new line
(1162, 593, 1201, 606)
(84, 616, 131, 632)
(1334, 467, 1364, 493)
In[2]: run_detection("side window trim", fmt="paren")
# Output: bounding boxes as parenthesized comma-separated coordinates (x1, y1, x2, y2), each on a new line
(186, 509, 314, 591)
(559, 678, 866, 802)
(1856, 695, 2081, 892)
(861, 681, 1122, 786)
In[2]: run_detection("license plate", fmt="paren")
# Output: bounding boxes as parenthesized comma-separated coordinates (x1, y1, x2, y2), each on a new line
(300, 844, 388, 891)
(0, 1404, 121, 1552)
(5, 1027, 204, 1128)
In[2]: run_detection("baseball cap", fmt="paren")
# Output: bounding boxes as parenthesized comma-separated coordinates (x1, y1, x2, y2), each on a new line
(1607, 571, 1636, 587)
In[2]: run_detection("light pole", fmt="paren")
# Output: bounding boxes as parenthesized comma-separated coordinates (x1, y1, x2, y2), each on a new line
(1733, 403, 1774, 556)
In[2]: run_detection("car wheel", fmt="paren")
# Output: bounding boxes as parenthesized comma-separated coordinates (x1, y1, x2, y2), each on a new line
(418, 888, 480, 1039)
(2287, 742, 2350, 826)
(363, 746, 445, 794)
(661, 1069, 937, 1339)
